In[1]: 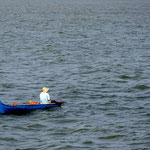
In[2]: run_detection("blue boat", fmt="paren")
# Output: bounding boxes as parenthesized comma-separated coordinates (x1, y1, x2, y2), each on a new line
(0, 100, 64, 115)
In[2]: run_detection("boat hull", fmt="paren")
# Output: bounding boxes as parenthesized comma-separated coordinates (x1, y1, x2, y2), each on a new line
(0, 101, 63, 115)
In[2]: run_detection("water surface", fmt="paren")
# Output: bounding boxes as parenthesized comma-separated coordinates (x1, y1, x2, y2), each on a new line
(0, 0, 150, 149)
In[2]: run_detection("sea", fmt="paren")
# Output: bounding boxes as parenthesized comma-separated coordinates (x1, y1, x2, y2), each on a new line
(0, 0, 150, 149)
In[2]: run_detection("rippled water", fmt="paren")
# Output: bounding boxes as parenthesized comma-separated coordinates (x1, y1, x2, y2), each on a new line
(0, 0, 150, 149)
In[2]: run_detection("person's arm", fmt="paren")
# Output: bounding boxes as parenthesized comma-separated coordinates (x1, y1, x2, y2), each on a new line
(47, 93, 50, 100)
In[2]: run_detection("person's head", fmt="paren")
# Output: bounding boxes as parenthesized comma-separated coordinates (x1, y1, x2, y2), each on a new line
(42, 87, 49, 93)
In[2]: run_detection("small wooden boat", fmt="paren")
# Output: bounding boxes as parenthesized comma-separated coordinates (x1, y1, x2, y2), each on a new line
(0, 100, 64, 115)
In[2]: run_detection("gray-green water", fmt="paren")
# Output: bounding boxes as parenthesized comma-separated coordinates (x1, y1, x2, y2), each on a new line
(0, 0, 150, 149)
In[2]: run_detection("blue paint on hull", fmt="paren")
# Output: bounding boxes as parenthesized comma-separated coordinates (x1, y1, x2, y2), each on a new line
(0, 101, 63, 115)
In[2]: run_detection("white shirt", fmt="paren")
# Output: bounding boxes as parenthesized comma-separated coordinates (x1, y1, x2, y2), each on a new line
(40, 92, 50, 104)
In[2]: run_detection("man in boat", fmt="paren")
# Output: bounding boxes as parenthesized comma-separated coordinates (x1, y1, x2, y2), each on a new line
(40, 87, 50, 104)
